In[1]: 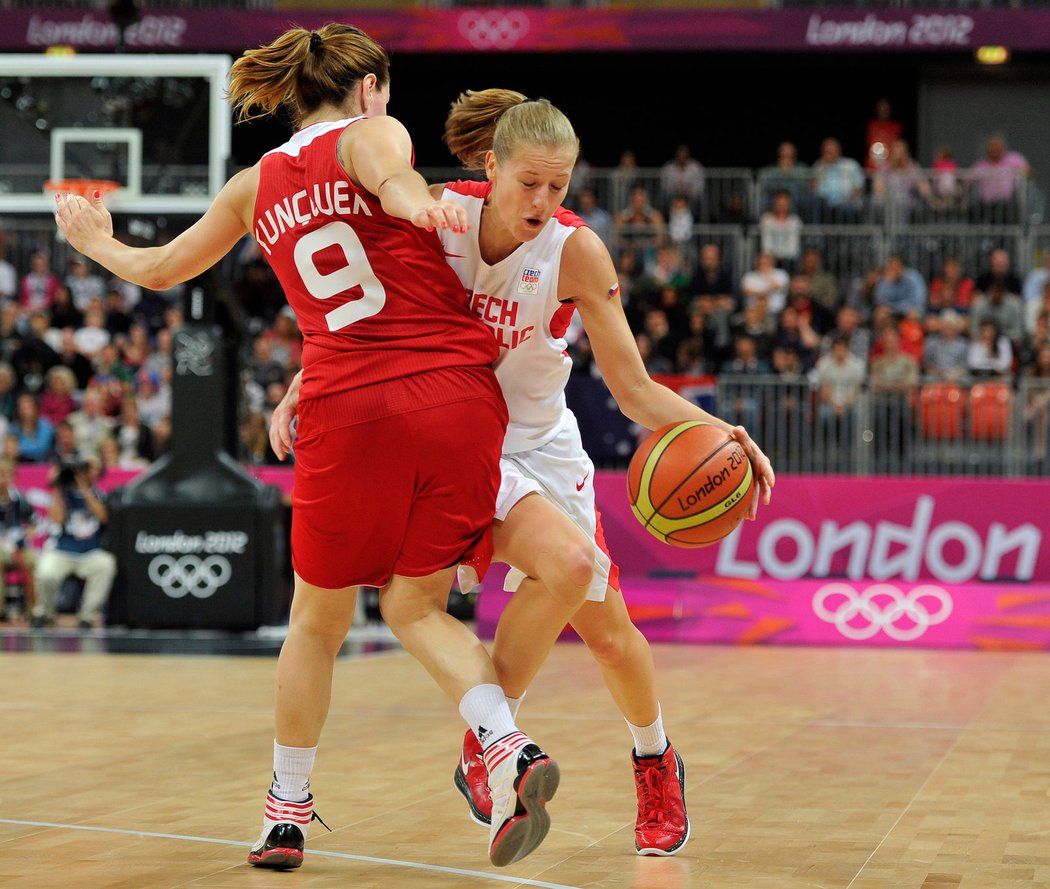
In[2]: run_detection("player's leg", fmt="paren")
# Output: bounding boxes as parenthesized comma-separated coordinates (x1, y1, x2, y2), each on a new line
(248, 574, 358, 870)
(570, 587, 689, 856)
(490, 494, 595, 698)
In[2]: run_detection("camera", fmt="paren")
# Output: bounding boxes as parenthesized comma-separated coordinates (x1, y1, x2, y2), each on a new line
(56, 461, 89, 489)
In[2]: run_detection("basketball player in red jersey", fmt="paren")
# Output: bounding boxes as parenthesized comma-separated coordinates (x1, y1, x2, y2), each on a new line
(53, 25, 559, 871)
(435, 91, 775, 855)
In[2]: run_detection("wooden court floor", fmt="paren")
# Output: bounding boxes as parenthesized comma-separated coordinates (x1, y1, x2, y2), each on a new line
(3, 639, 1050, 889)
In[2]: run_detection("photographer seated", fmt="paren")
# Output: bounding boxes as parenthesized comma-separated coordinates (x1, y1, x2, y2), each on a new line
(0, 458, 37, 621)
(30, 455, 116, 630)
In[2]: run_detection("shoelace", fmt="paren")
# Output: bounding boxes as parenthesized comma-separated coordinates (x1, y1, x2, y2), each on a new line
(636, 761, 670, 825)
(311, 810, 333, 833)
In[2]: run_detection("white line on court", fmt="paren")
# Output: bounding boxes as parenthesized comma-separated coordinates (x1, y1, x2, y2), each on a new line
(0, 819, 583, 889)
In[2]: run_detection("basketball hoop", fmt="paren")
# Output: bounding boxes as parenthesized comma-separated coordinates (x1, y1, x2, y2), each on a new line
(43, 178, 121, 204)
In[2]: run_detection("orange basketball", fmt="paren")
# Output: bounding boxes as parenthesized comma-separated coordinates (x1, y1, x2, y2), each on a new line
(627, 421, 754, 547)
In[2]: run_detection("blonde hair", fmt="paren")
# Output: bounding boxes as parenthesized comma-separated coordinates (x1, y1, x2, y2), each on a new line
(227, 23, 389, 126)
(444, 88, 579, 172)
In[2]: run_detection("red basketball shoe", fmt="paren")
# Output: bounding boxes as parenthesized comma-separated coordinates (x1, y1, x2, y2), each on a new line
(633, 742, 690, 855)
(454, 728, 492, 826)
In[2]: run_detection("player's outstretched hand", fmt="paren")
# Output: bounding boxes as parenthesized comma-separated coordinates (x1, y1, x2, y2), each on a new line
(269, 370, 303, 461)
(410, 199, 470, 234)
(730, 425, 775, 520)
(53, 189, 113, 255)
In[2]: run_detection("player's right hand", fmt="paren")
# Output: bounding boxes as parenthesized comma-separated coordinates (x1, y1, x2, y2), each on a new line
(269, 369, 303, 461)
(54, 189, 113, 255)
(410, 199, 470, 234)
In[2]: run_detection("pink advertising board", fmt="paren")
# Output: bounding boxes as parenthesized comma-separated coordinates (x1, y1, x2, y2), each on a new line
(19, 464, 1050, 649)
(478, 474, 1050, 651)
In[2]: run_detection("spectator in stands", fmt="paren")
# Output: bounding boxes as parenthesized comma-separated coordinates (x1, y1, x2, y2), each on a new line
(659, 144, 704, 215)
(135, 369, 171, 430)
(49, 419, 82, 466)
(931, 145, 962, 213)
(13, 311, 58, 395)
(865, 97, 904, 172)
(574, 188, 613, 248)
(247, 336, 287, 393)
(0, 456, 37, 622)
(89, 342, 134, 417)
(758, 141, 810, 215)
(679, 304, 722, 371)
(642, 307, 679, 369)
(610, 149, 640, 213)
(815, 334, 867, 424)
(1022, 251, 1050, 306)
(640, 246, 691, 303)
(969, 135, 1030, 222)
(261, 307, 303, 371)
(969, 282, 1025, 348)
(1023, 344, 1050, 470)
(634, 331, 673, 375)
(811, 137, 866, 222)
(872, 255, 927, 319)
(30, 454, 116, 630)
(53, 328, 94, 391)
(39, 366, 78, 426)
(1018, 310, 1049, 371)
(741, 251, 789, 315)
(928, 257, 974, 328)
(786, 273, 835, 336)
(967, 319, 1013, 379)
(871, 325, 919, 393)
(72, 300, 111, 360)
(1026, 282, 1050, 337)
(66, 388, 113, 459)
(922, 310, 970, 382)
(65, 255, 106, 312)
(872, 139, 932, 224)
(612, 185, 665, 266)
(113, 396, 155, 466)
(132, 288, 171, 337)
(0, 363, 17, 422)
(690, 242, 736, 310)
(870, 325, 919, 466)
(799, 247, 840, 315)
(12, 392, 53, 463)
(732, 299, 777, 365)
(143, 327, 172, 381)
(0, 236, 16, 302)
(120, 323, 152, 375)
(103, 287, 133, 338)
(666, 196, 695, 256)
(974, 248, 1022, 296)
(759, 190, 803, 268)
(773, 303, 820, 372)
(19, 251, 59, 313)
(48, 285, 83, 334)
(722, 333, 769, 375)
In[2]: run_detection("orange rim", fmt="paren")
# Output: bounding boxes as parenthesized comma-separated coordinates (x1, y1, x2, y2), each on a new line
(43, 179, 121, 199)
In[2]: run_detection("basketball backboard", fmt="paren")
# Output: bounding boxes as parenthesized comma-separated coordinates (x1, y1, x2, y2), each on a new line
(0, 54, 231, 215)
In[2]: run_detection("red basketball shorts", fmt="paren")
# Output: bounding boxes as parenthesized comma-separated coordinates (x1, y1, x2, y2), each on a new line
(290, 394, 506, 590)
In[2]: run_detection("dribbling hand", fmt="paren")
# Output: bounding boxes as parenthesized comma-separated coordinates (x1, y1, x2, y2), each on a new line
(729, 426, 775, 520)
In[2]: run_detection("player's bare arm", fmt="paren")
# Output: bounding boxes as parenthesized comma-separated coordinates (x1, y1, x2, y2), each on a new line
(561, 228, 774, 511)
(342, 117, 469, 233)
(54, 166, 255, 291)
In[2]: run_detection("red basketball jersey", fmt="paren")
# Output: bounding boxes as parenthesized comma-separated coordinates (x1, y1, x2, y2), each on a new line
(254, 118, 499, 425)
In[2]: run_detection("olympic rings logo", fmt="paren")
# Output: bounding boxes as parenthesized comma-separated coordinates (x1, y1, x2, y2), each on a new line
(812, 583, 953, 642)
(457, 12, 530, 50)
(148, 554, 232, 600)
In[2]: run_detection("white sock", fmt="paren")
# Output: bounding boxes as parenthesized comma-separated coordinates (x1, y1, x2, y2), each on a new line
(459, 683, 517, 751)
(627, 705, 668, 758)
(271, 740, 316, 802)
(505, 691, 526, 720)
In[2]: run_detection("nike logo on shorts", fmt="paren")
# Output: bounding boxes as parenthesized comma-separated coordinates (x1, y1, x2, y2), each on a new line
(576, 474, 589, 491)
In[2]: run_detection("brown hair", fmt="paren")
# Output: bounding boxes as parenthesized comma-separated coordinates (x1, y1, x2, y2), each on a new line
(227, 23, 389, 126)
(444, 88, 579, 172)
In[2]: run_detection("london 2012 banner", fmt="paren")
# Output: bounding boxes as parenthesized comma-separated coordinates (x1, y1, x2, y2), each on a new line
(476, 474, 1050, 651)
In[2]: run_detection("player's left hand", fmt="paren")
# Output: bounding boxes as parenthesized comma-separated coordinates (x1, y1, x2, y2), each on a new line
(730, 425, 775, 519)
(53, 189, 113, 254)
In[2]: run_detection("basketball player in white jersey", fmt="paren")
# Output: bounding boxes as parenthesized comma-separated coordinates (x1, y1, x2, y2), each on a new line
(435, 90, 775, 855)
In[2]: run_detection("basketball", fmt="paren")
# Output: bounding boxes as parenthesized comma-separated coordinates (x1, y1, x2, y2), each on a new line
(627, 421, 754, 548)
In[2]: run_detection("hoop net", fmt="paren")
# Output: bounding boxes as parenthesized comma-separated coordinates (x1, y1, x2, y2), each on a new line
(43, 179, 122, 203)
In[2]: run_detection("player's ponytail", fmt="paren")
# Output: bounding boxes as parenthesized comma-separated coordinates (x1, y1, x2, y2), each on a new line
(228, 23, 389, 126)
(445, 89, 580, 171)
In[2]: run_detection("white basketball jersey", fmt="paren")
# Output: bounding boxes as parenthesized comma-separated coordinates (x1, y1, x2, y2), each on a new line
(440, 181, 585, 453)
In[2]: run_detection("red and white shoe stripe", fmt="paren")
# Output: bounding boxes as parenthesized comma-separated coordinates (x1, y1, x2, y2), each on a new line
(483, 731, 529, 773)
(264, 792, 314, 827)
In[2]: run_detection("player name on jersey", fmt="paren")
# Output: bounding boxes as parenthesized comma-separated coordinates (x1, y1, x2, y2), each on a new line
(254, 180, 373, 255)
